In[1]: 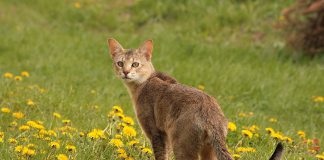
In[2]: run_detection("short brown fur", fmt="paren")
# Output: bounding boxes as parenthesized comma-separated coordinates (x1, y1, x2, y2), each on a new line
(107, 38, 283, 160)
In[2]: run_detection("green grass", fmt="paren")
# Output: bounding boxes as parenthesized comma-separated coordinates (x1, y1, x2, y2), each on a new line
(0, 0, 324, 159)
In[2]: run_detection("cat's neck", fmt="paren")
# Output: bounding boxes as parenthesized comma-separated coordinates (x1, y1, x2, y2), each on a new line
(124, 71, 155, 100)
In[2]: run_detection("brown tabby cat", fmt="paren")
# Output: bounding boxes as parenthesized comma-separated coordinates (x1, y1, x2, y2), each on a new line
(107, 38, 283, 160)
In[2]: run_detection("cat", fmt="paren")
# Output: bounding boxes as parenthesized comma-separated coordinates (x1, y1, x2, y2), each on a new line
(107, 38, 283, 160)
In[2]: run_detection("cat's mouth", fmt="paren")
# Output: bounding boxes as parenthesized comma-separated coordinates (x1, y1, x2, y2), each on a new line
(122, 76, 132, 80)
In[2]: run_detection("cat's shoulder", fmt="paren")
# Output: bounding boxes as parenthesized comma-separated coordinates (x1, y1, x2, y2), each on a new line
(150, 72, 177, 84)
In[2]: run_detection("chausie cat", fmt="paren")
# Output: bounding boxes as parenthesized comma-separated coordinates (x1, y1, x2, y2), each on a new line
(107, 38, 283, 160)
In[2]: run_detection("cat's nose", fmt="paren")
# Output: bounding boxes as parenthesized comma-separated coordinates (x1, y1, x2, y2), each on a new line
(123, 71, 129, 76)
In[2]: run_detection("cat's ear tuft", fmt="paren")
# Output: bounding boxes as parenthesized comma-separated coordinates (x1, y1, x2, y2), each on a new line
(139, 40, 153, 60)
(107, 38, 123, 57)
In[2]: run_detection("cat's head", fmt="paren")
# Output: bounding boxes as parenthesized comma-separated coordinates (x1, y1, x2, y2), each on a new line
(107, 38, 155, 84)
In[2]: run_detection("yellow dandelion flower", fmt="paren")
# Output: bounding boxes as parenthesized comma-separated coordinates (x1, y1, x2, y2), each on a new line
(19, 125, 30, 131)
(117, 148, 127, 158)
(141, 147, 153, 154)
(49, 141, 60, 149)
(115, 134, 123, 139)
(236, 147, 256, 153)
(27, 121, 44, 130)
(27, 143, 36, 148)
(73, 2, 81, 8)
(269, 118, 277, 123)
(197, 85, 205, 90)
(0, 132, 4, 138)
(265, 128, 275, 134)
(232, 154, 241, 159)
(270, 132, 284, 140)
(3, 72, 13, 78)
(282, 136, 293, 143)
(241, 130, 253, 138)
(112, 105, 123, 113)
(297, 130, 306, 138)
(1, 107, 10, 113)
(79, 132, 85, 137)
(316, 154, 324, 160)
(238, 112, 246, 117)
(65, 144, 76, 152)
(15, 145, 23, 152)
(228, 122, 237, 132)
(12, 112, 24, 119)
(10, 121, 18, 127)
(122, 126, 137, 137)
(21, 71, 30, 77)
(53, 112, 61, 119)
(8, 138, 18, 144)
(0, 138, 3, 143)
(57, 154, 69, 160)
(87, 129, 106, 139)
(24, 149, 36, 156)
(14, 76, 22, 81)
(248, 125, 259, 133)
(127, 140, 140, 146)
(123, 116, 134, 125)
(26, 99, 35, 106)
(125, 157, 134, 160)
(62, 119, 71, 124)
(313, 96, 324, 103)
(109, 138, 124, 148)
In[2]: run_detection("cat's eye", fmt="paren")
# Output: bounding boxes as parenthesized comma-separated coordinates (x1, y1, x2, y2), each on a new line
(117, 61, 124, 67)
(132, 62, 139, 68)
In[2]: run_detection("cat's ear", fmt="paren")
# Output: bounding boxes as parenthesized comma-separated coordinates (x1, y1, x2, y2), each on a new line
(107, 38, 123, 57)
(139, 40, 153, 60)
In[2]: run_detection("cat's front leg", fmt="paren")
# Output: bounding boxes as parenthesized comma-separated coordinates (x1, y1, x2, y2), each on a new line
(151, 132, 168, 160)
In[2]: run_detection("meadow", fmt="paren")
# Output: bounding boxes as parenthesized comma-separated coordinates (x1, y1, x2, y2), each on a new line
(0, 0, 324, 159)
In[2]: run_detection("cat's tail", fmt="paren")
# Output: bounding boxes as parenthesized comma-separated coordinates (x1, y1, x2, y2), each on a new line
(210, 132, 284, 160)
(269, 143, 284, 160)
(210, 132, 233, 160)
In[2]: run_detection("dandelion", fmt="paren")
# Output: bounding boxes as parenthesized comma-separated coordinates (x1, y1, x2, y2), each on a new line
(117, 148, 127, 158)
(26, 99, 35, 106)
(12, 112, 24, 119)
(53, 112, 61, 118)
(297, 130, 306, 138)
(62, 119, 71, 124)
(282, 136, 293, 143)
(3, 72, 13, 78)
(79, 132, 85, 137)
(19, 125, 30, 131)
(87, 129, 106, 139)
(270, 132, 284, 140)
(123, 116, 135, 125)
(14, 76, 22, 81)
(65, 144, 76, 152)
(73, 2, 81, 8)
(247, 125, 259, 133)
(21, 71, 30, 77)
(122, 126, 137, 137)
(113, 105, 123, 113)
(269, 118, 277, 123)
(127, 140, 140, 146)
(49, 141, 60, 149)
(228, 122, 237, 132)
(141, 147, 153, 154)
(316, 154, 324, 160)
(313, 96, 324, 103)
(265, 128, 275, 134)
(15, 145, 24, 152)
(109, 138, 124, 148)
(236, 147, 256, 153)
(197, 84, 205, 90)
(8, 138, 18, 144)
(232, 154, 241, 159)
(27, 121, 44, 130)
(57, 154, 69, 160)
(10, 121, 18, 127)
(27, 143, 36, 148)
(1, 107, 10, 113)
(241, 130, 253, 138)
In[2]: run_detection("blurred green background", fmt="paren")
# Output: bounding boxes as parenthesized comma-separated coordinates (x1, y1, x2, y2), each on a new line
(0, 0, 323, 159)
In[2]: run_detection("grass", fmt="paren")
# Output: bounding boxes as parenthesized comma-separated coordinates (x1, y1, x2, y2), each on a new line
(0, 0, 324, 159)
